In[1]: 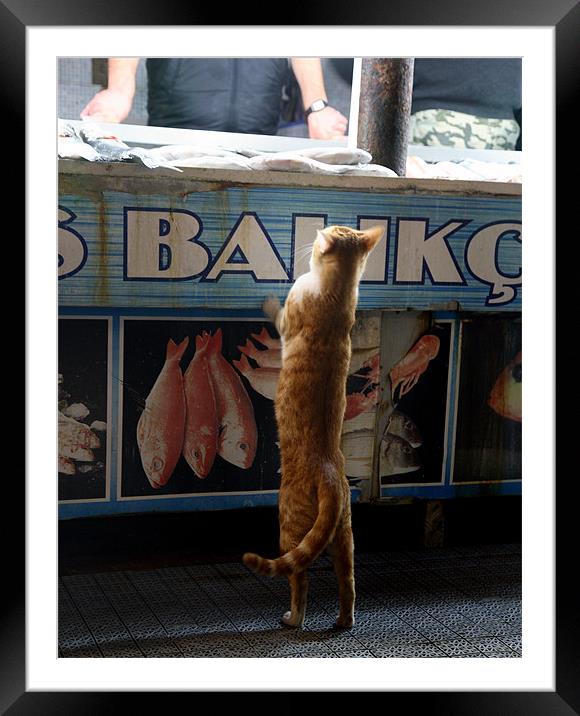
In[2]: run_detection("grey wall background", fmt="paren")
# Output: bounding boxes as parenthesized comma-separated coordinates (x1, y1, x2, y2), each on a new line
(58, 58, 352, 137)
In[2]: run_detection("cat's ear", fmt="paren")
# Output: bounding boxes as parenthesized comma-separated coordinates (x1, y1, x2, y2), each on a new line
(361, 225, 385, 252)
(317, 230, 335, 255)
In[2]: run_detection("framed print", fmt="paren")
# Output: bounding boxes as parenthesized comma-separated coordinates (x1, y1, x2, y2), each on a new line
(17, 1, 571, 711)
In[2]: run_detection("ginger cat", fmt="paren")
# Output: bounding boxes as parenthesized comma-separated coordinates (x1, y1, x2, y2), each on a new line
(243, 224, 384, 629)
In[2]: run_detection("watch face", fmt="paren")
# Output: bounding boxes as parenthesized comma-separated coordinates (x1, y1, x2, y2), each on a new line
(312, 100, 327, 112)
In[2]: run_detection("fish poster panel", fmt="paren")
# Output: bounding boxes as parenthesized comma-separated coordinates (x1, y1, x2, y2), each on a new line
(120, 319, 281, 497)
(453, 317, 521, 483)
(58, 317, 110, 501)
(120, 315, 382, 498)
(379, 323, 452, 486)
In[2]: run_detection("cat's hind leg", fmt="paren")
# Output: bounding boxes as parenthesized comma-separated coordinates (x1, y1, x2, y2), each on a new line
(279, 531, 308, 627)
(281, 571, 308, 628)
(328, 522, 356, 629)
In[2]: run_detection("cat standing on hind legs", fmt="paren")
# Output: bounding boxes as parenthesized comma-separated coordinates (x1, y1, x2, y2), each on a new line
(243, 224, 384, 629)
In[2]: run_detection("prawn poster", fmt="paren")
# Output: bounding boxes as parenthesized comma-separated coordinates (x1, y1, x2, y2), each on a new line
(58, 317, 110, 501)
(452, 318, 521, 484)
(120, 316, 382, 498)
(380, 323, 452, 487)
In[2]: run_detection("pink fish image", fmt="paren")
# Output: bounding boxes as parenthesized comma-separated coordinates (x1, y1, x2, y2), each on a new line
(183, 333, 219, 478)
(204, 329, 257, 469)
(232, 354, 280, 400)
(250, 326, 282, 352)
(136, 337, 189, 488)
(238, 336, 282, 369)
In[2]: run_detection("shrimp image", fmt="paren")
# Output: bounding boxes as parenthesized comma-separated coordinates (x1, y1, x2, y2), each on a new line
(344, 353, 380, 421)
(389, 334, 440, 399)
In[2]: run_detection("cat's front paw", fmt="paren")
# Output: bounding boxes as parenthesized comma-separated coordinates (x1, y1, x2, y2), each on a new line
(263, 295, 281, 321)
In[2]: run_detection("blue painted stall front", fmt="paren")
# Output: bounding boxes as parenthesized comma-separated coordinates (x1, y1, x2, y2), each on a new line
(58, 161, 521, 518)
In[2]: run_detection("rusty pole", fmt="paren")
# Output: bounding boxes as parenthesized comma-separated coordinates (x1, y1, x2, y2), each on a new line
(357, 58, 415, 177)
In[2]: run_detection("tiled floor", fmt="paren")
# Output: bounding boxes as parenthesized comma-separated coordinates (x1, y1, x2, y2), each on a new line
(59, 543, 521, 658)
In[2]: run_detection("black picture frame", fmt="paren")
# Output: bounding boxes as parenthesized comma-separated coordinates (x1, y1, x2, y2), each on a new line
(15, 0, 574, 711)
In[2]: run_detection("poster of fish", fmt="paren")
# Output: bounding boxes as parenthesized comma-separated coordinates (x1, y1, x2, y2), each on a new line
(452, 318, 521, 483)
(120, 315, 382, 498)
(58, 317, 110, 501)
(380, 323, 452, 486)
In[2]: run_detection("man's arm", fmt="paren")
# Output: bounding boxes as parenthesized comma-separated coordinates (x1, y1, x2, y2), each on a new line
(80, 58, 140, 123)
(290, 58, 348, 140)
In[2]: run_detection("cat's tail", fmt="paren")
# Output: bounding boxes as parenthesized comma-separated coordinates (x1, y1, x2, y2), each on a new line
(242, 471, 343, 577)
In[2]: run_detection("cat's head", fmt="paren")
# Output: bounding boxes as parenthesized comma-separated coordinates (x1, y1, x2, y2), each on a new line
(311, 225, 384, 277)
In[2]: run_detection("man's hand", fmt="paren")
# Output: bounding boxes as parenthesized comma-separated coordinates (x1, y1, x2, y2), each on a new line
(307, 106, 348, 140)
(80, 58, 139, 123)
(80, 88, 133, 123)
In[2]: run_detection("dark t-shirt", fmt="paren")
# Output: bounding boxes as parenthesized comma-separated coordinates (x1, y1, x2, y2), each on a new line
(411, 58, 522, 120)
(146, 58, 289, 135)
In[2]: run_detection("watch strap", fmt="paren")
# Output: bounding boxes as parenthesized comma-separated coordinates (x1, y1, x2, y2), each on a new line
(305, 99, 329, 118)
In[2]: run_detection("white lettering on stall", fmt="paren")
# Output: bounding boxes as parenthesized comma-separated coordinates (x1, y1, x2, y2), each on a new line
(292, 215, 326, 278)
(58, 207, 87, 279)
(358, 217, 389, 282)
(466, 222, 522, 306)
(395, 219, 466, 285)
(124, 208, 210, 280)
(203, 212, 289, 282)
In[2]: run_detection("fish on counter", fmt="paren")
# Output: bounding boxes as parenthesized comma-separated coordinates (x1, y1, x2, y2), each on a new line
(182, 333, 219, 478)
(385, 410, 423, 448)
(488, 351, 522, 422)
(204, 329, 258, 469)
(136, 337, 189, 488)
(380, 434, 422, 477)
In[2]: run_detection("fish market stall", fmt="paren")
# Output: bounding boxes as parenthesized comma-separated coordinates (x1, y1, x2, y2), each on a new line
(58, 125, 521, 519)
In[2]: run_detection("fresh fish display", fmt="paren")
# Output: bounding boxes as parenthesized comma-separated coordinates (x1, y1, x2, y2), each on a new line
(147, 144, 246, 162)
(283, 147, 372, 166)
(406, 155, 521, 183)
(232, 354, 279, 400)
(390, 334, 441, 399)
(58, 412, 100, 463)
(343, 164, 397, 177)
(488, 351, 522, 422)
(380, 434, 422, 476)
(204, 329, 257, 469)
(78, 123, 134, 161)
(58, 135, 101, 161)
(237, 337, 282, 369)
(167, 155, 252, 170)
(182, 333, 219, 478)
(247, 153, 356, 174)
(60, 120, 182, 171)
(136, 337, 189, 488)
(385, 410, 423, 448)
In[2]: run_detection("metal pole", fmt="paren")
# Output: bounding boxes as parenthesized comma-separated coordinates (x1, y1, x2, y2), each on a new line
(357, 58, 415, 177)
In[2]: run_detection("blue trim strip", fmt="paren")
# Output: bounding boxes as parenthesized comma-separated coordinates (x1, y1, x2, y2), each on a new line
(59, 488, 363, 519)
(379, 482, 521, 499)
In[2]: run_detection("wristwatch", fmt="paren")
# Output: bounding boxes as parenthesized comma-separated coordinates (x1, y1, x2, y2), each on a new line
(304, 99, 329, 118)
